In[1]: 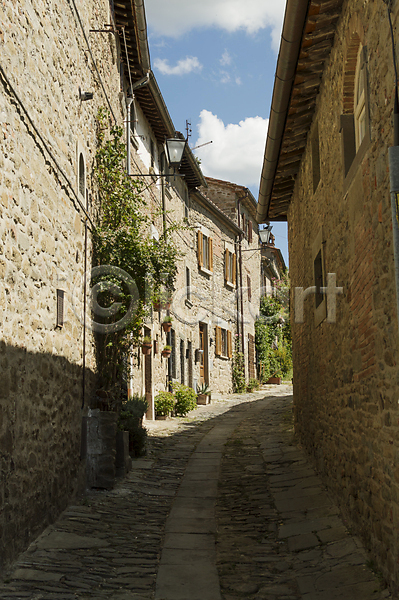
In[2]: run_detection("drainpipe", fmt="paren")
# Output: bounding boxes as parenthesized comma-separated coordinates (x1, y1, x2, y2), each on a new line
(235, 235, 240, 343)
(82, 216, 88, 410)
(237, 196, 245, 355)
(126, 72, 150, 175)
(387, 2, 399, 333)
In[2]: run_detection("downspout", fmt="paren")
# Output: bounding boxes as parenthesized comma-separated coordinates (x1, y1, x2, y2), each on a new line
(126, 72, 150, 175)
(82, 216, 88, 410)
(235, 235, 240, 343)
(386, 1, 399, 332)
(237, 196, 245, 355)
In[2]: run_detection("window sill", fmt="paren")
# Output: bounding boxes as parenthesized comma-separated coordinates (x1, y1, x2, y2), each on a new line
(199, 266, 213, 276)
(215, 354, 230, 360)
(225, 280, 235, 290)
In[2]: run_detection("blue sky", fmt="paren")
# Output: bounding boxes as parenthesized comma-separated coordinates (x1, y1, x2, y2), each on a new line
(144, 0, 289, 267)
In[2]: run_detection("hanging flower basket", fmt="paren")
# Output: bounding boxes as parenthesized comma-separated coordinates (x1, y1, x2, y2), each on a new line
(142, 338, 152, 355)
(162, 318, 173, 333)
(161, 345, 171, 358)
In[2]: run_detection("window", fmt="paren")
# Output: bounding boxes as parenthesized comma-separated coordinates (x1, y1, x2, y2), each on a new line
(184, 189, 189, 219)
(241, 212, 246, 237)
(225, 248, 236, 286)
(56, 289, 65, 328)
(248, 220, 253, 243)
(312, 227, 327, 326)
(311, 123, 321, 193)
(247, 275, 252, 302)
(186, 267, 191, 301)
(150, 138, 155, 168)
(340, 41, 369, 181)
(78, 153, 85, 199)
(354, 46, 366, 151)
(197, 231, 213, 272)
(180, 340, 185, 384)
(215, 326, 232, 358)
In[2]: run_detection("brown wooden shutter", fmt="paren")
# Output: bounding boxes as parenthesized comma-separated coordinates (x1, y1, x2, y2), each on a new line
(232, 254, 236, 286)
(248, 220, 253, 243)
(197, 231, 203, 267)
(209, 237, 213, 272)
(227, 330, 232, 358)
(215, 326, 221, 356)
(225, 249, 229, 281)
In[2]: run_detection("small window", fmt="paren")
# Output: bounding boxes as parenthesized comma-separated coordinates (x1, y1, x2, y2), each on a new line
(311, 124, 321, 193)
(312, 227, 327, 326)
(78, 153, 85, 198)
(225, 249, 236, 286)
(197, 231, 213, 272)
(247, 275, 252, 302)
(248, 220, 253, 243)
(56, 289, 65, 328)
(186, 267, 191, 301)
(354, 46, 366, 151)
(184, 189, 189, 219)
(150, 138, 155, 168)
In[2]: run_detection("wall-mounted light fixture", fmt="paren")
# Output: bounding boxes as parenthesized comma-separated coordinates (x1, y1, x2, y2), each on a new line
(79, 88, 94, 102)
(164, 138, 186, 169)
(259, 224, 273, 245)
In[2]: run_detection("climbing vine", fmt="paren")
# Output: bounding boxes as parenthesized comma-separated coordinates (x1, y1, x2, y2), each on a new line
(92, 109, 181, 400)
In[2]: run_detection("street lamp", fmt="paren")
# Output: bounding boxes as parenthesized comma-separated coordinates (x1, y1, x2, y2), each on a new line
(259, 224, 273, 245)
(164, 138, 186, 169)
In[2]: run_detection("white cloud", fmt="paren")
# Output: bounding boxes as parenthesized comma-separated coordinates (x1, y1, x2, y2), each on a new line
(220, 50, 232, 66)
(194, 110, 268, 187)
(154, 56, 203, 76)
(145, 0, 286, 51)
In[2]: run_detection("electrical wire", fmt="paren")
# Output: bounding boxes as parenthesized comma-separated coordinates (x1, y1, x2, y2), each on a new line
(67, 0, 117, 123)
(0, 63, 94, 228)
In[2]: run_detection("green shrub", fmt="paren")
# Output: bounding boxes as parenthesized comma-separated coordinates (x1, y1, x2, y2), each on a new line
(118, 394, 148, 457)
(171, 382, 197, 416)
(247, 378, 260, 391)
(154, 391, 175, 416)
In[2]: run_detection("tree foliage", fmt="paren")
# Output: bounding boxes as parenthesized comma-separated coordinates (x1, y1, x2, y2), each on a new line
(256, 273, 292, 382)
(93, 109, 181, 400)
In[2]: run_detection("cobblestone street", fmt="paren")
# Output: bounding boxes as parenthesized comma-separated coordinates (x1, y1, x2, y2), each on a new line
(0, 387, 391, 599)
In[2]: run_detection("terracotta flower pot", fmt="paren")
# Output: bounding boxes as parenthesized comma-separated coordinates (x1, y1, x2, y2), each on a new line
(266, 376, 281, 385)
(162, 322, 172, 333)
(142, 342, 152, 355)
(197, 393, 210, 405)
(161, 350, 171, 358)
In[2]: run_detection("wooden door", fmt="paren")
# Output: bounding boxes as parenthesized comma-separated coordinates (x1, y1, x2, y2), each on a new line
(199, 324, 205, 382)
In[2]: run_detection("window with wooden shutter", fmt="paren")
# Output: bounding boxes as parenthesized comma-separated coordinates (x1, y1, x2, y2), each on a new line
(232, 255, 236, 285)
(227, 331, 232, 358)
(209, 238, 213, 271)
(197, 231, 203, 267)
(248, 220, 253, 243)
(225, 249, 229, 282)
(215, 326, 221, 356)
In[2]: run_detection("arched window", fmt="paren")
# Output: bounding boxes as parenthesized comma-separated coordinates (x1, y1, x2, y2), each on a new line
(354, 46, 366, 151)
(79, 153, 85, 198)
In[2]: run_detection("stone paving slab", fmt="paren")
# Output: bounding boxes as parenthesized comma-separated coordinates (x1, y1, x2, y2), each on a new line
(0, 386, 393, 600)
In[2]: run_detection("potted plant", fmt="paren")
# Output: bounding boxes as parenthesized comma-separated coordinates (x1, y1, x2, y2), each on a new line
(142, 336, 152, 355)
(171, 382, 197, 415)
(247, 378, 260, 392)
(161, 345, 172, 358)
(196, 382, 211, 405)
(162, 315, 173, 333)
(154, 391, 175, 419)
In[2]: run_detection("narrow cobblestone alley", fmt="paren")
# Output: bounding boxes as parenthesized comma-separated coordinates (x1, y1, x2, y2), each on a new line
(0, 387, 391, 600)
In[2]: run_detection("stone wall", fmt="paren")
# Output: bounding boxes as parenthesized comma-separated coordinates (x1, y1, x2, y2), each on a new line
(287, 0, 399, 589)
(0, 0, 123, 569)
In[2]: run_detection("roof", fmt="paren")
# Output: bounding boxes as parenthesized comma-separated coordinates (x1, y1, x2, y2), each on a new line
(256, 0, 344, 222)
(113, 0, 206, 188)
(191, 189, 243, 237)
(204, 177, 258, 220)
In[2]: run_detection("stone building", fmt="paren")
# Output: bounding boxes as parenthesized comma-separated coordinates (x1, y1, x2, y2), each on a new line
(200, 177, 261, 380)
(257, 0, 399, 590)
(260, 231, 286, 296)
(0, 0, 262, 569)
